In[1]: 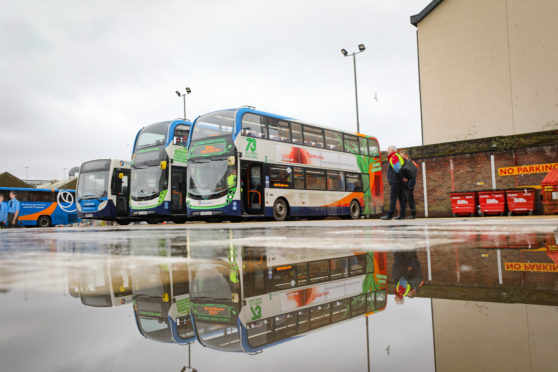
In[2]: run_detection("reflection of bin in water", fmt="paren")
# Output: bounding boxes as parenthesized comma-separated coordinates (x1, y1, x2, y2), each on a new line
(477, 190, 506, 216)
(541, 168, 558, 215)
(505, 188, 537, 216)
(450, 191, 477, 217)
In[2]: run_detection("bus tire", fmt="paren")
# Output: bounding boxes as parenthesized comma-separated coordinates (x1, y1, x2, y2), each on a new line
(349, 200, 361, 220)
(172, 217, 187, 224)
(147, 218, 161, 225)
(117, 219, 131, 225)
(272, 198, 289, 221)
(38, 216, 51, 228)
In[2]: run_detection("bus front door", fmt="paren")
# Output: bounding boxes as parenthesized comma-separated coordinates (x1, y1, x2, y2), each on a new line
(115, 169, 131, 217)
(171, 166, 187, 214)
(242, 162, 264, 215)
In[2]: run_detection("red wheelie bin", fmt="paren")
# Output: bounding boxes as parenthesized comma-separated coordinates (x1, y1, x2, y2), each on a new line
(505, 188, 537, 216)
(478, 190, 506, 216)
(450, 191, 477, 217)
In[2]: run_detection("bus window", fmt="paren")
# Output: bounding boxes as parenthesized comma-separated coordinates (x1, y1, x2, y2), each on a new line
(305, 169, 325, 190)
(326, 171, 345, 191)
(349, 255, 366, 276)
(367, 292, 376, 313)
(297, 309, 310, 333)
(293, 167, 305, 189)
(308, 260, 329, 284)
(345, 173, 363, 192)
(368, 139, 380, 157)
(290, 122, 303, 144)
(268, 165, 291, 188)
(274, 313, 297, 340)
(296, 262, 308, 286)
(324, 130, 342, 151)
(375, 291, 387, 309)
(343, 134, 359, 154)
(243, 249, 267, 297)
(310, 303, 331, 329)
(242, 113, 267, 139)
(352, 294, 366, 316)
(302, 126, 324, 148)
(329, 257, 349, 280)
(173, 124, 190, 145)
(271, 265, 295, 290)
(247, 319, 273, 348)
(267, 118, 291, 143)
(332, 298, 351, 323)
(359, 137, 369, 156)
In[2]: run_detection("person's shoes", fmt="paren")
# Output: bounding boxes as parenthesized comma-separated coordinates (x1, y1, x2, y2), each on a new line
(393, 216, 405, 220)
(406, 215, 416, 219)
(380, 215, 392, 220)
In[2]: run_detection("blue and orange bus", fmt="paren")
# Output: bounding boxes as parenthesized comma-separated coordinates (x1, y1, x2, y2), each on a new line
(0, 187, 79, 227)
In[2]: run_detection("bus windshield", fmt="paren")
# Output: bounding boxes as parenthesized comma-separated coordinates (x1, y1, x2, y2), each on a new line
(136, 122, 169, 149)
(188, 158, 236, 200)
(131, 166, 167, 201)
(190, 110, 235, 143)
(78, 170, 109, 199)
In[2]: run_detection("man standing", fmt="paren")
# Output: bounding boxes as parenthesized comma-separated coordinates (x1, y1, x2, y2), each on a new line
(400, 150, 418, 219)
(8, 191, 20, 227)
(381, 146, 406, 220)
(0, 194, 8, 228)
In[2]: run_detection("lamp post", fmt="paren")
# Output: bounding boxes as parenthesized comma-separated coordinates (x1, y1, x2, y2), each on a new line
(175, 87, 192, 120)
(341, 44, 366, 133)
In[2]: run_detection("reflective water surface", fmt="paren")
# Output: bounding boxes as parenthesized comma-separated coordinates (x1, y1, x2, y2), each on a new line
(1, 218, 557, 372)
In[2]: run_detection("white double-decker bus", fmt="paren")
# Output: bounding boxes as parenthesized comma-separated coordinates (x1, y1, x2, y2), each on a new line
(188, 245, 388, 353)
(186, 107, 383, 221)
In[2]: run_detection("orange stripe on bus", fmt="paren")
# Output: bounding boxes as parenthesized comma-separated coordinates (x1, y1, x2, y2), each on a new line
(18, 203, 58, 221)
(323, 192, 364, 207)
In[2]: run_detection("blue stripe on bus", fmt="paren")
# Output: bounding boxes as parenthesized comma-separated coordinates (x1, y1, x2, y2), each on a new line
(168, 315, 195, 344)
(165, 120, 192, 147)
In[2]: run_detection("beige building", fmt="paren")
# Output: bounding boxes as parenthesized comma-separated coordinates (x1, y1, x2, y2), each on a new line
(412, 0, 558, 145)
(432, 299, 558, 372)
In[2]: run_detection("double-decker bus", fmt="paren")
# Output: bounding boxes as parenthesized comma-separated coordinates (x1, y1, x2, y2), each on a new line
(188, 246, 387, 353)
(130, 119, 192, 224)
(76, 159, 133, 225)
(186, 107, 383, 221)
(0, 187, 78, 227)
(130, 238, 193, 344)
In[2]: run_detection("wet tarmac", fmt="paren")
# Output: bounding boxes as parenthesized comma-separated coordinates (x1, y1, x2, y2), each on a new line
(1, 217, 557, 372)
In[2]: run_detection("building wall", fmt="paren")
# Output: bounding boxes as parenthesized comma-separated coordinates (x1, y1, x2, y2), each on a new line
(432, 300, 558, 372)
(381, 130, 558, 217)
(417, 0, 558, 145)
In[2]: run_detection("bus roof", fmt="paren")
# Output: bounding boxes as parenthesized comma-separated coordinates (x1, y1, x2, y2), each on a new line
(132, 119, 193, 152)
(192, 107, 379, 142)
(0, 187, 75, 193)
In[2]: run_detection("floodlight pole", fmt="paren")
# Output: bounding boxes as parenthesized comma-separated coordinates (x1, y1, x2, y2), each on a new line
(176, 88, 192, 120)
(341, 45, 366, 133)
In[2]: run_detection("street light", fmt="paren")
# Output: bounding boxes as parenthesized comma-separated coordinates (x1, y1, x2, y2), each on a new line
(340, 44, 366, 133)
(175, 87, 192, 120)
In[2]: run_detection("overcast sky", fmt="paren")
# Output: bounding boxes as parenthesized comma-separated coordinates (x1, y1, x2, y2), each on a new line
(0, 0, 431, 180)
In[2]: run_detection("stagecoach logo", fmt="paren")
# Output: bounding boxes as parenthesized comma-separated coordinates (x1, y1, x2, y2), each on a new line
(57, 191, 76, 212)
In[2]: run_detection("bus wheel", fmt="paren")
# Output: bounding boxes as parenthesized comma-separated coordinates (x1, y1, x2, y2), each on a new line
(147, 218, 161, 225)
(273, 198, 288, 221)
(349, 200, 361, 220)
(117, 219, 131, 225)
(172, 217, 187, 224)
(38, 216, 51, 228)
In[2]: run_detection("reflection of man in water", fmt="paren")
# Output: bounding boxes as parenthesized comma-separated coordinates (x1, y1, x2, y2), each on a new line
(392, 250, 424, 304)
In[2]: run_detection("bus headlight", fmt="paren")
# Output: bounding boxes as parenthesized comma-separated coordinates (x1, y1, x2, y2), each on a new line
(98, 201, 108, 211)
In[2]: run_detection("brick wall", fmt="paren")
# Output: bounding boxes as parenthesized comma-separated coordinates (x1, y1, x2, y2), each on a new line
(381, 130, 558, 217)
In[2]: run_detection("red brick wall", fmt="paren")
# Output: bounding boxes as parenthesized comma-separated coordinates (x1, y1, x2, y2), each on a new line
(382, 143, 558, 217)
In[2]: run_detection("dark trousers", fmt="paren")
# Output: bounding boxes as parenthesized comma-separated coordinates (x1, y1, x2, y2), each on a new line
(7, 213, 18, 227)
(388, 183, 406, 217)
(404, 187, 416, 216)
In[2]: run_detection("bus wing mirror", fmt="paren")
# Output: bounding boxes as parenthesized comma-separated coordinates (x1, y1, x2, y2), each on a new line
(118, 172, 124, 179)
(228, 156, 235, 166)
(160, 160, 167, 170)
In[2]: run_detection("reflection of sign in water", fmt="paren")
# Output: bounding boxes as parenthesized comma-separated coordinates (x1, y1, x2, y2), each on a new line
(57, 191, 76, 212)
(505, 262, 558, 272)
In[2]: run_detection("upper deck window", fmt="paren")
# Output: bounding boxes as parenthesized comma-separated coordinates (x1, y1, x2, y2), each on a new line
(136, 122, 169, 149)
(191, 111, 235, 142)
(303, 126, 324, 148)
(267, 118, 291, 142)
(241, 113, 267, 139)
(324, 130, 343, 151)
(173, 125, 190, 145)
(368, 139, 380, 157)
(343, 134, 359, 154)
(290, 123, 303, 144)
